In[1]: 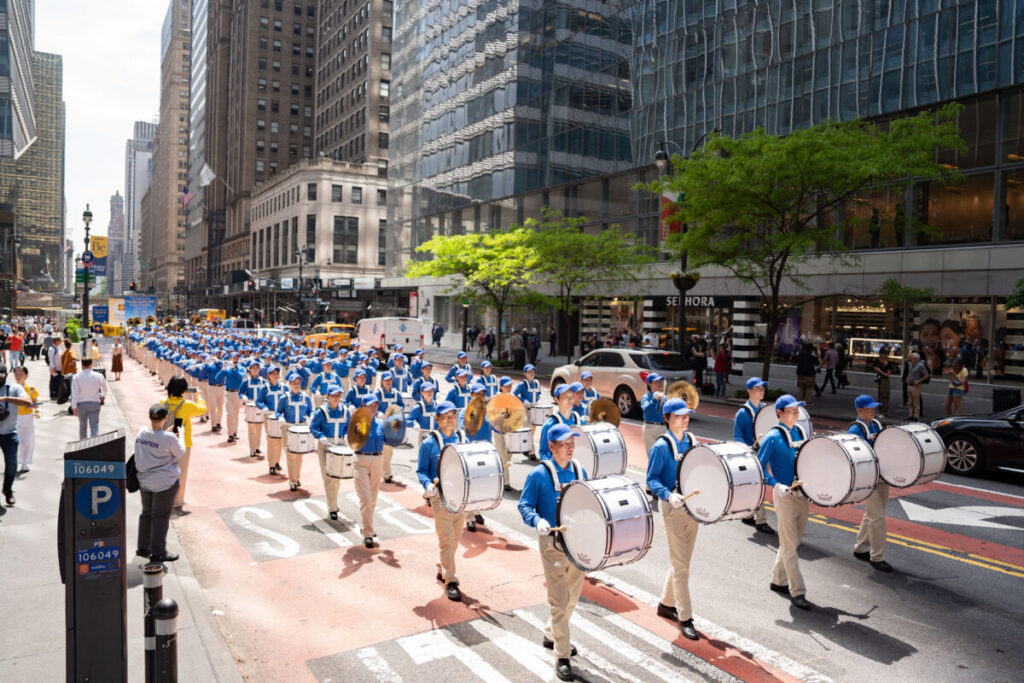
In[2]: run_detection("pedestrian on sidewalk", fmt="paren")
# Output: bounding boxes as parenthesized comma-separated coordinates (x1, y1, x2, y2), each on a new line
(943, 356, 968, 416)
(45, 337, 61, 399)
(110, 337, 125, 380)
(485, 328, 495, 360)
(71, 357, 108, 439)
(713, 345, 729, 396)
(134, 403, 186, 563)
(163, 377, 207, 509)
(528, 328, 541, 366)
(549, 328, 557, 356)
(0, 364, 33, 506)
(794, 343, 818, 404)
(906, 352, 930, 421)
(817, 343, 839, 395)
(871, 349, 897, 417)
(13, 366, 36, 473)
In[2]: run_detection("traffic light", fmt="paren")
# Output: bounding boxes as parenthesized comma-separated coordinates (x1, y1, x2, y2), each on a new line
(248, 279, 255, 291)
(129, 281, 136, 292)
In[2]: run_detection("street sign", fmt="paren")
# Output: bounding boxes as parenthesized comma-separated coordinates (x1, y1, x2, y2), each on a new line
(331, 277, 353, 288)
(280, 278, 294, 290)
(81, 251, 94, 266)
(75, 480, 121, 520)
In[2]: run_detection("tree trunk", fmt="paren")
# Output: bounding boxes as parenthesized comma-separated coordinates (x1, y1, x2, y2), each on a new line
(760, 312, 780, 381)
(495, 305, 504, 359)
(901, 302, 910, 373)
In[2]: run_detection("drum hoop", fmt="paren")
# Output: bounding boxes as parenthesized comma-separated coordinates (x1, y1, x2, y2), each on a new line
(555, 480, 607, 572)
(439, 444, 472, 513)
(881, 426, 928, 487)
(796, 436, 877, 506)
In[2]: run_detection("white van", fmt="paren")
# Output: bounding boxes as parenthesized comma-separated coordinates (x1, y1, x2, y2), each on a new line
(354, 317, 426, 357)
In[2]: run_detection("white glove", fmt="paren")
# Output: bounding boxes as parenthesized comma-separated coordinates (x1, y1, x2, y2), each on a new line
(319, 437, 329, 446)
(668, 492, 685, 509)
(425, 483, 437, 497)
(775, 483, 790, 494)
(536, 519, 552, 536)
(654, 391, 664, 402)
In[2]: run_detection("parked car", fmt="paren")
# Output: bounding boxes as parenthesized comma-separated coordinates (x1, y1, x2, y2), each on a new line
(931, 405, 1024, 476)
(550, 349, 691, 418)
(304, 322, 355, 348)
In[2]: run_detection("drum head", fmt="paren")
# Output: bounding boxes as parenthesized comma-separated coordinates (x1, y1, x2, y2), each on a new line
(874, 426, 924, 487)
(796, 437, 852, 506)
(755, 403, 812, 442)
(438, 445, 468, 513)
(678, 446, 730, 523)
(558, 482, 607, 572)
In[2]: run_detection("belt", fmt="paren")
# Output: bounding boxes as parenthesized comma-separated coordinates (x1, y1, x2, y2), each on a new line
(358, 452, 382, 456)
(644, 421, 663, 425)
(227, 389, 238, 392)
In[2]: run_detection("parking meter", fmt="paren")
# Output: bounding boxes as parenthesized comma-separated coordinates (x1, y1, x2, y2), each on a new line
(58, 429, 128, 682)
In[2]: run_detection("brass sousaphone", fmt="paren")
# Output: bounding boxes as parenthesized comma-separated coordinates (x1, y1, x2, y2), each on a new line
(666, 380, 700, 412)
(347, 406, 374, 450)
(587, 398, 621, 427)
(464, 394, 487, 436)
(486, 393, 527, 434)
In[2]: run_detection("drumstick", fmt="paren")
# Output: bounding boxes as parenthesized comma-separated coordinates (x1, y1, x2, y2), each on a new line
(550, 525, 567, 533)
(679, 488, 701, 501)
(790, 480, 804, 490)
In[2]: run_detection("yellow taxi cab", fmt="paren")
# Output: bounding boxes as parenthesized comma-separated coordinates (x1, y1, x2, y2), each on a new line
(304, 322, 355, 348)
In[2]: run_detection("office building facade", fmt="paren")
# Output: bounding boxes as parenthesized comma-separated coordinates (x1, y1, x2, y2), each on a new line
(0, 0, 36, 159)
(107, 191, 125, 295)
(124, 121, 157, 289)
(184, 0, 209, 303)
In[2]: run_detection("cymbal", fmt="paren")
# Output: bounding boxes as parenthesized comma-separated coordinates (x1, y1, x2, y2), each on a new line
(347, 407, 374, 450)
(486, 393, 526, 434)
(383, 413, 406, 447)
(588, 398, 621, 427)
(464, 394, 486, 436)
(384, 403, 402, 418)
(666, 380, 700, 411)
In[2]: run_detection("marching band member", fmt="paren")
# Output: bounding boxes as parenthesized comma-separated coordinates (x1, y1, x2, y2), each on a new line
(257, 365, 287, 476)
(569, 382, 587, 421)
(416, 401, 469, 601)
(407, 382, 438, 432)
(478, 360, 497, 397)
(389, 354, 412, 393)
(310, 385, 350, 520)
(410, 348, 425, 379)
(732, 377, 775, 534)
(494, 376, 516, 491)
(386, 344, 403, 369)
(277, 372, 314, 492)
(445, 350, 472, 383)
(445, 368, 473, 409)
(411, 362, 434, 401)
(513, 364, 542, 406)
(222, 353, 246, 443)
(849, 394, 892, 572)
(239, 360, 267, 459)
(344, 368, 372, 408)
(335, 349, 352, 391)
(352, 394, 386, 548)
(758, 394, 812, 610)
(518, 424, 587, 682)
(538, 384, 582, 461)
(646, 398, 700, 640)
(640, 373, 666, 454)
(459, 383, 492, 531)
(206, 356, 226, 433)
(376, 372, 404, 484)
(579, 371, 599, 412)
(310, 359, 341, 409)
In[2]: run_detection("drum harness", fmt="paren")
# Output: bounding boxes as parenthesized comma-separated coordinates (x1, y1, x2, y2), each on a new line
(772, 424, 807, 496)
(378, 388, 403, 413)
(282, 392, 309, 425)
(416, 400, 437, 430)
(742, 401, 762, 421)
(523, 379, 541, 404)
(320, 404, 349, 444)
(424, 429, 467, 507)
(391, 367, 410, 391)
(850, 419, 883, 445)
(655, 432, 693, 499)
(261, 383, 285, 412)
(543, 458, 584, 555)
(240, 375, 267, 401)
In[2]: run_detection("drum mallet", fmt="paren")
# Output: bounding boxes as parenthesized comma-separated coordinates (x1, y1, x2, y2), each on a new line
(549, 526, 567, 534)
(678, 488, 701, 502)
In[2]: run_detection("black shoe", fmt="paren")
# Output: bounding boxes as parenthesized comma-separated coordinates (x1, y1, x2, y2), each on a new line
(656, 603, 678, 621)
(504, 484, 513, 492)
(679, 619, 699, 641)
(255, 448, 262, 454)
(250, 451, 259, 458)
(791, 595, 811, 610)
(329, 511, 338, 521)
(436, 571, 443, 582)
(289, 483, 298, 492)
(384, 475, 393, 483)
(853, 550, 870, 562)
(466, 521, 477, 532)
(741, 517, 756, 527)
(543, 639, 578, 656)
(555, 658, 574, 681)
(269, 467, 276, 476)
(770, 582, 790, 595)
(364, 537, 375, 548)
(755, 522, 776, 535)
(871, 560, 894, 573)
(3, 490, 14, 506)
(150, 552, 179, 563)
(474, 514, 485, 525)
(136, 548, 151, 558)
(445, 582, 462, 602)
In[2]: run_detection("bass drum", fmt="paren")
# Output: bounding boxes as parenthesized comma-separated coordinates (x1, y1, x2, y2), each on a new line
(571, 423, 627, 479)
(795, 433, 878, 507)
(438, 442, 504, 514)
(325, 444, 355, 479)
(556, 475, 653, 572)
(753, 402, 812, 444)
(873, 423, 945, 488)
(677, 442, 765, 523)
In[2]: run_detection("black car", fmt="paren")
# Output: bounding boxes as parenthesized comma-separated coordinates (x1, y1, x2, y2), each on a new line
(931, 405, 1024, 476)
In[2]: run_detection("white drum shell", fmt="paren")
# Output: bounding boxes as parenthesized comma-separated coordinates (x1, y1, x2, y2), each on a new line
(438, 443, 504, 514)
(873, 424, 945, 488)
(571, 423, 627, 480)
(266, 416, 283, 439)
(754, 403, 813, 443)
(504, 428, 534, 453)
(529, 404, 553, 426)
(325, 445, 355, 479)
(557, 475, 653, 572)
(796, 434, 878, 507)
(287, 426, 316, 453)
(244, 401, 264, 424)
(678, 442, 765, 523)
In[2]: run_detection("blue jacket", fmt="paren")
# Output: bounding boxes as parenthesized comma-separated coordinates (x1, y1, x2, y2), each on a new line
(310, 371, 341, 395)
(223, 366, 245, 392)
(309, 403, 350, 441)
(514, 379, 541, 405)
(646, 431, 694, 501)
(415, 429, 465, 489)
(445, 382, 472, 409)
(445, 362, 472, 383)
(352, 415, 385, 454)
(409, 358, 423, 379)
(478, 373, 497, 397)
(640, 391, 664, 423)
(733, 401, 763, 447)
(344, 382, 372, 408)
(257, 382, 286, 413)
(411, 375, 435, 402)
(389, 366, 412, 392)
(376, 387, 404, 415)
(407, 399, 437, 430)
(848, 418, 882, 445)
(459, 409, 493, 442)
(518, 460, 586, 528)
(538, 410, 582, 461)
(277, 390, 313, 424)
(757, 425, 802, 487)
(239, 374, 266, 401)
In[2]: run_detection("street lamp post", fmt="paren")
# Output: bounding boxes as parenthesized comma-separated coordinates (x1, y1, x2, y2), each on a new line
(81, 205, 93, 333)
(461, 302, 470, 352)
(295, 245, 306, 326)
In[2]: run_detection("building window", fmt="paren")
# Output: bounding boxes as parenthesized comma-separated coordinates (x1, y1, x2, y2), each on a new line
(259, 57, 267, 69)
(307, 182, 317, 200)
(306, 214, 316, 261)
(378, 219, 387, 265)
(257, 118, 266, 131)
(256, 160, 265, 172)
(377, 159, 388, 177)
(332, 184, 343, 202)
(378, 132, 389, 149)
(273, 40, 281, 52)
(290, 103, 300, 115)
(334, 216, 359, 264)
(380, 53, 391, 70)
(272, 60, 281, 71)
(273, 223, 280, 267)
(382, 26, 391, 43)
(351, 186, 362, 204)
(257, 98, 267, 111)
(270, 120, 279, 133)
(259, 37, 268, 50)
(377, 189, 387, 205)
(379, 80, 390, 97)
(256, 139, 265, 152)
(270, 141, 278, 153)
(292, 217, 299, 263)
(273, 19, 282, 31)
(379, 105, 389, 122)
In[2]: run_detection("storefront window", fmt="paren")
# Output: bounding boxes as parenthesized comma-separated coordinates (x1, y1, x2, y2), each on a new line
(916, 173, 994, 244)
(842, 187, 907, 249)
(914, 301, 1014, 381)
(1000, 169, 1024, 241)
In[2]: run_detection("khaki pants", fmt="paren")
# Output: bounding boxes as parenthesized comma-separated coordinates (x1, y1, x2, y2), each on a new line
(286, 449, 305, 485)
(772, 484, 809, 597)
(430, 492, 467, 583)
(908, 384, 922, 419)
(796, 376, 816, 403)
(854, 481, 889, 561)
(382, 444, 394, 478)
(208, 386, 225, 426)
(539, 534, 586, 660)
(494, 432, 510, 485)
(354, 454, 383, 538)
(247, 419, 263, 455)
(659, 504, 699, 621)
(746, 501, 767, 525)
(198, 382, 209, 418)
(877, 377, 891, 414)
(173, 447, 192, 507)
(641, 422, 666, 457)
(267, 436, 283, 469)
(317, 441, 343, 512)
(225, 390, 241, 435)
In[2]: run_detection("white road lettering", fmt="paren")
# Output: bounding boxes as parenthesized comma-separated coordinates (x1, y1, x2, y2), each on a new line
(398, 630, 511, 682)
(231, 506, 300, 558)
(292, 498, 354, 548)
(899, 500, 1024, 531)
(357, 646, 403, 682)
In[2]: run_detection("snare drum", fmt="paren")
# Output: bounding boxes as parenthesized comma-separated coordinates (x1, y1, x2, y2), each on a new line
(503, 428, 533, 454)
(556, 475, 653, 572)
(286, 425, 316, 454)
(528, 404, 553, 426)
(873, 423, 945, 488)
(677, 442, 765, 523)
(244, 401, 264, 424)
(571, 423, 627, 479)
(438, 442, 504, 514)
(795, 433, 878, 507)
(266, 416, 283, 439)
(325, 444, 355, 479)
(754, 402, 813, 444)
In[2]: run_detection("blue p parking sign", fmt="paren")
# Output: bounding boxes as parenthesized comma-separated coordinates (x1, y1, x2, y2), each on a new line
(75, 480, 121, 520)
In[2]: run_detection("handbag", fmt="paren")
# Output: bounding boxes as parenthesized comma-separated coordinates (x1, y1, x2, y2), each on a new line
(126, 455, 140, 493)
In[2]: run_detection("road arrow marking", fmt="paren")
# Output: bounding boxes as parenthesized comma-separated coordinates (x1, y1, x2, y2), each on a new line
(898, 500, 1024, 531)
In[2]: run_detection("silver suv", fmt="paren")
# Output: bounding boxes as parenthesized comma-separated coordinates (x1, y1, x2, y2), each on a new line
(550, 349, 691, 418)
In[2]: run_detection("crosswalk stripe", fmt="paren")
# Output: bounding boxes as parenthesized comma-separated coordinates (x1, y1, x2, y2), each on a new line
(292, 498, 354, 548)
(357, 646, 403, 682)
(569, 607, 695, 683)
(398, 629, 512, 682)
(231, 506, 300, 558)
(469, 619, 556, 679)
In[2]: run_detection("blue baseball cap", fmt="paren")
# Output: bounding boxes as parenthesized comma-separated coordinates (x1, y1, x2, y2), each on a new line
(469, 383, 486, 394)
(361, 395, 379, 406)
(745, 377, 767, 390)
(393, 354, 406, 363)
(553, 384, 572, 398)
(569, 382, 584, 392)
(321, 358, 333, 365)
(646, 373, 664, 385)
(436, 401, 458, 415)
(420, 382, 436, 392)
(380, 371, 394, 382)
(580, 371, 593, 380)
(286, 372, 302, 383)
(456, 369, 471, 378)
(326, 385, 343, 395)
(524, 364, 535, 372)
(498, 376, 513, 387)
(415, 349, 424, 356)
(456, 351, 467, 359)
(775, 395, 805, 412)
(662, 397, 694, 417)
(480, 360, 492, 368)
(547, 423, 580, 444)
(353, 369, 367, 378)
(855, 394, 882, 409)
(394, 344, 403, 351)
(422, 361, 432, 368)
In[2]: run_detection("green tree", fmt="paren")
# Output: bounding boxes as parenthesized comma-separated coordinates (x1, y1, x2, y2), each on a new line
(647, 104, 964, 379)
(879, 278, 937, 364)
(1006, 277, 1024, 311)
(405, 228, 539, 355)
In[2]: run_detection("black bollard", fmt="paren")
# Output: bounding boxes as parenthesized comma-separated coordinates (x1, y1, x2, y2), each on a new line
(143, 564, 165, 683)
(153, 598, 179, 683)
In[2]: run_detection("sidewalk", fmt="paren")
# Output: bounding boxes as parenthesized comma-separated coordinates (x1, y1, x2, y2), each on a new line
(0, 351, 241, 682)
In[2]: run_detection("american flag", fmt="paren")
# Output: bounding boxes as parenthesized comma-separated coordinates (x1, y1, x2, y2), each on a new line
(181, 186, 194, 209)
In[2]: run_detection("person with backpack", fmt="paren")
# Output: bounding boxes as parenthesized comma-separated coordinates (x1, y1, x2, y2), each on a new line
(163, 377, 207, 510)
(134, 403, 186, 562)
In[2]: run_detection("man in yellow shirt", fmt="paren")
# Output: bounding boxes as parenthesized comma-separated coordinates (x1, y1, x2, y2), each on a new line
(13, 366, 37, 473)
(164, 376, 208, 509)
